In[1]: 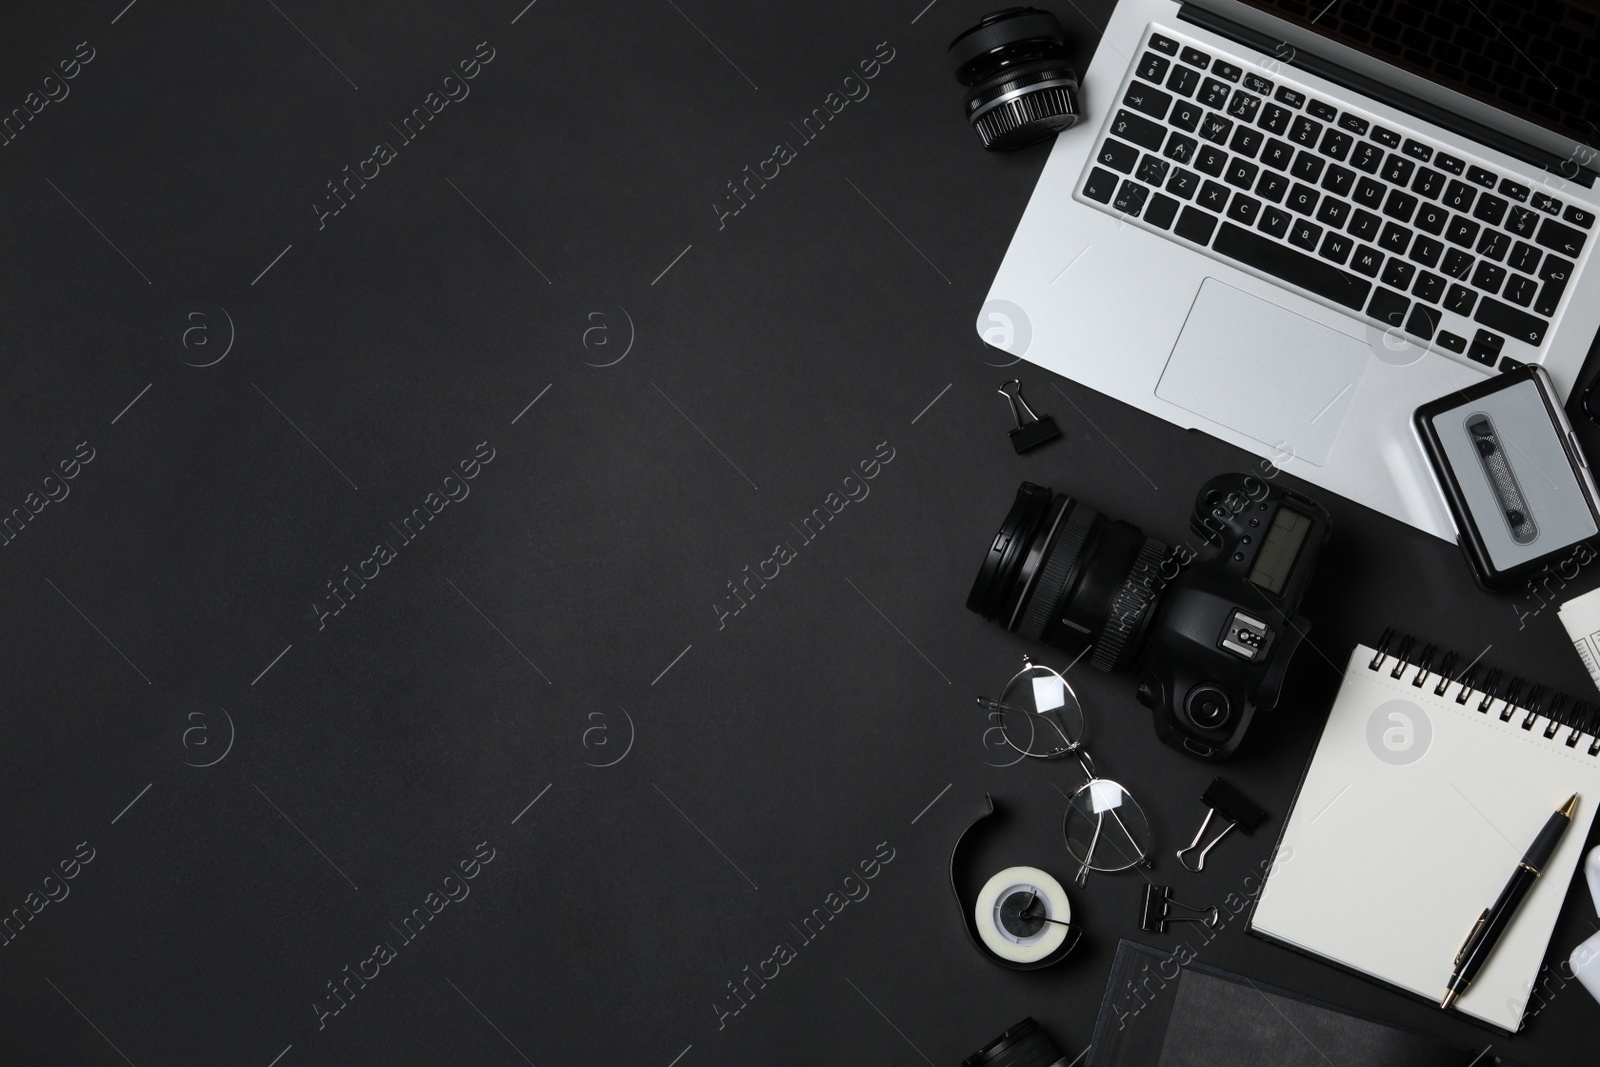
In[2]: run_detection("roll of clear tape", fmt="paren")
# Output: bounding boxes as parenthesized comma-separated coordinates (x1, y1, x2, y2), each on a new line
(975, 866, 1070, 965)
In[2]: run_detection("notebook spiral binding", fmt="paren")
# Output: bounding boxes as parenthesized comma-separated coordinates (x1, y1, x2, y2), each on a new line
(1369, 628, 1600, 755)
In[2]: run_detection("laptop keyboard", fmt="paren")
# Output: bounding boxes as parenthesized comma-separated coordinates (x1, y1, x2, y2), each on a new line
(1075, 27, 1596, 373)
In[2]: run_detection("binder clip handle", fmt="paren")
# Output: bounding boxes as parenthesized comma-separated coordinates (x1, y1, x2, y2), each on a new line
(1177, 778, 1267, 873)
(1140, 884, 1220, 935)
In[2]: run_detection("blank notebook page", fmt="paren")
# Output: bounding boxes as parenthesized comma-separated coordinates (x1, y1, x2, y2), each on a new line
(1250, 643, 1600, 1031)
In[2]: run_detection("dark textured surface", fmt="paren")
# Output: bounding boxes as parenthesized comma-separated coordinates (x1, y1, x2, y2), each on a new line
(2, 1, 1598, 1065)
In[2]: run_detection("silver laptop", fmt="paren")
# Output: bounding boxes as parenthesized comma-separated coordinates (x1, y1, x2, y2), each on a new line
(979, 0, 1600, 539)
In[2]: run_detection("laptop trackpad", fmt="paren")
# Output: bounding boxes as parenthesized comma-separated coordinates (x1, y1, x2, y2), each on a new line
(1155, 279, 1368, 467)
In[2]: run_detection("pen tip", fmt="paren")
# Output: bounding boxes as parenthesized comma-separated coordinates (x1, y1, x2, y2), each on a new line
(1562, 794, 1579, 818)
(1440, 989, 1458, 1011)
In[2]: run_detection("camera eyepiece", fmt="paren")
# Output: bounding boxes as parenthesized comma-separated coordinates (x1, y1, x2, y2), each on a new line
(1184, 684, 1233, 730)
(968, 482, 1168, 673)
(948, 8, 1080, 151)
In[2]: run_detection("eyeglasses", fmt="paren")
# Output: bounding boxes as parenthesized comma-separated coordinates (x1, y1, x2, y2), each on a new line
(978, 656, 1153, 886)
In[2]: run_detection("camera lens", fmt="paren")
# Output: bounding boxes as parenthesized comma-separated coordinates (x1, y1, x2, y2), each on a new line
(969, 482, 1169, 672)
(948, 8, 1080, 151)
(1184, 684, 1233, 730)
(963, 1017, 1070, 1067)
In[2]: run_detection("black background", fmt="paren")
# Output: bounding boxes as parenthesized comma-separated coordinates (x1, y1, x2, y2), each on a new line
(2, 1, 1599, 1064)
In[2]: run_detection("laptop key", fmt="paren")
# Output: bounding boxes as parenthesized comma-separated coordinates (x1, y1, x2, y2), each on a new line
(1499, 179, 1529, 202)
(1308, 100, 1338, 122)
(1401, 139, 1433, 161)
(1164, 132, 1198, 164)
(1318, 129, 1352, 161)
(1170, 100, 1204, 133)
(1145, 193, 1180, 230)
(1229, 126, 1263, 158)
(1411, 168, 1446, 199)
(1227, 91, 1261, 122)
(1475, 298, 1548, 346)
(1316, 197, 1351, 228)
(1167, 66, 1201, 97)
(1476, 230, 1510, 261)
(1371, 126, 1402, 149)
(1110, 110, 1167, 151)
(1198, 180, 1230, 211)
(1320, 232, 1353, 264)
(1113, 180, 1150, 216)
(1261, 139, 1294, 170)
(1200, 78, 1230, 109)
(1445, 284, 1476, 314)
(1350, 142, 1383, 173)
(1349, 209, 1381, 241)
(1441, 248, 1474, 279)
(1211, 60, 1242, 82)
(1566, 205, 1595, 229)
(1446, 216, 1480, 246)
(1225, 158, 1258, 189)
(1383, 188, 1418, 222)
(1472, 194, 1508, 226)
(1415, 203, 1448, 235)
(1259, 206, 1291, 238)
(1503, 275, 1538, 307)
(1382, 258, 1416, 289)
(1197, 145, 1227, 176)
(1226, 193, 1261, 225)
(1443, 181, 1476, 212)
(1338, 114, 1369, 135)
(1535, 216, 1587, 257)
(1467, 329, 1504, 366)
(1535, 256, 1573, 315)
(1351, 244, 1383, 276)
(1471, 261, 1506, 294)
(1506, 206, 1538, 237)
(1288, 183, 1320, 216)
(1136, 154, 1170, 186)
(1354, 177, 1385, 208)
(1379, 221, 1412, 253)
(1289, 116, 1322, 147)
(1199, 113, 1233, 144)
(1508, 241, 1541, 274)
(1466, 165, 1497, 188)
(1409, 236, 1444, 267)
(1213, 222, 1371, 309)
(1137, 51, 1171, 83)
(1167, 168, 1200, 199)
(1381, 154, 1415, 185)
(1320, 164, 1355, 196)
(1097, 138, 1140, 174)
(1291, 151, 1325, 182)
(1435, 153, 1465, 174)
(1275, 86, 1306, 108)
(1405, 302, 1441, 340)
(1436, 330, 1467, 353)
(1174, 205, 1218, 244)
(1243, 73, 1272, 95)
(1368, 286, 1410, 327)
(1259, 103, 1292, 134)
(1148, 33, 1179, 55)
(1180, 46, 1211, 69)
(1531, 192, 1562, 215)
(1255, 171, 1289, 203)
(1413, 271, 1445, 303)
(1123, 83, 1173, 120)
(1083, 167, 1119, 203)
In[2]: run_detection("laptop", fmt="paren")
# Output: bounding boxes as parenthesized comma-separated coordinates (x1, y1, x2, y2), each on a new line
(979, 0, 1600, 539)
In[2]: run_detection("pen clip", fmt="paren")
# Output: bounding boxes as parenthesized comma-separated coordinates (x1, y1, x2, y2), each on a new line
(1455, 908, 1489, 967)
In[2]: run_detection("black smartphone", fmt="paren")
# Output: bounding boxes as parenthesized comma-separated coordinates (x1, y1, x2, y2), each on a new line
(1414, 365, 1600, 591)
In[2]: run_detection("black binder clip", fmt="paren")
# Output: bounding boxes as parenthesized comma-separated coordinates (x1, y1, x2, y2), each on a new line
(1139, 884, 1220, 934)
(1177, 777, 1267, 872)
(999, 379, 1061, 453)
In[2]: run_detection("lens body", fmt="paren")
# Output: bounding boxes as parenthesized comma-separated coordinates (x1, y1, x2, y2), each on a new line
(963, 1016, 1069, 1067)
(948, 8, 1080, 151)
(968, 483, 1168, 673)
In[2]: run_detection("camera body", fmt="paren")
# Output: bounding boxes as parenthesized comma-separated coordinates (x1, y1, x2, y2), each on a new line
(1134, 474, 1331, 760)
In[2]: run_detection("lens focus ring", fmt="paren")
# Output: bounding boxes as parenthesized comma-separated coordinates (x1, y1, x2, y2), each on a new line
(1018, 502, 1095, 641)
(1090, 536, 1168, 672)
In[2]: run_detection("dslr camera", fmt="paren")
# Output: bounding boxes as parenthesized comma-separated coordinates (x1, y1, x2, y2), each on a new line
(968, 473, 1330, 760)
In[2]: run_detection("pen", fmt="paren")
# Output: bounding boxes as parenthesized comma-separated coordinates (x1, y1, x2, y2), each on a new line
(1441, 793, 1579, 1011)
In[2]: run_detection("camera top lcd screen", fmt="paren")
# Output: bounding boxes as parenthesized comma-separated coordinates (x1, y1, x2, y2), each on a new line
(1429, 377, 1598, 570)
(1247, 506, 1312, 594)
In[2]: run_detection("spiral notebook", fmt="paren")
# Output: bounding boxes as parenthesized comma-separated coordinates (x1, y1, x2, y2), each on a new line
(1249, 631, 1600, 1032)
